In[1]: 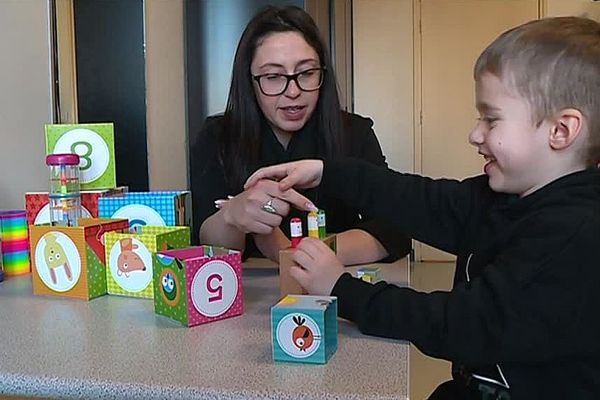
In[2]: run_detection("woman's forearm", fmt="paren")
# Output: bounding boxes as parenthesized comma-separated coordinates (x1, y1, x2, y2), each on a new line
(253, 227, 291, 262)
(335, 229, 389, 265)
(198, 210, 246, 251)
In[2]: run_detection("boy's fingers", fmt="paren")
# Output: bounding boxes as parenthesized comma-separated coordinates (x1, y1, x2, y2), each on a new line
(278, 170, 302, 191)
(292, 248, 316, 270)
(296, 237, 323, 255)
(289, 265, 310, 288)
(245, 165, 289, 189)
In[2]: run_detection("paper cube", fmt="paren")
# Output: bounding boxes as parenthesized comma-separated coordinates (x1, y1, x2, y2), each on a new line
(29, 218, 128, 300)
(356, 266, 381, 283)
(153, 246, 243, 327)
(99, 191, 191, 233)
(271, 295, 338, 364)
(104, 226, 190, 299)
(25, 187, 127, 226)
(45, 123, 116, 190)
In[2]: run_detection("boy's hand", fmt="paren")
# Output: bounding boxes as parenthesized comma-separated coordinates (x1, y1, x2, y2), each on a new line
(290, 237, 345, 295)
(245, 160, 324, 195)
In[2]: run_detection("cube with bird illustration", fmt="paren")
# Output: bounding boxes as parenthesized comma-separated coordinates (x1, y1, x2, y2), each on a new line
(271, 295, 338, 364)
(153, 246, 243, 327)
(104, 226, 190, 299)
(29, 218, 129, 300)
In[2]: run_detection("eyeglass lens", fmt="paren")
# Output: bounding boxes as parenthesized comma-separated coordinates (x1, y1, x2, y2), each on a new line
(257, 68, 323, 95)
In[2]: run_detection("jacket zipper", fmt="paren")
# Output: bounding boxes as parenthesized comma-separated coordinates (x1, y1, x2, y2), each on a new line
(464, 252, 511, 389)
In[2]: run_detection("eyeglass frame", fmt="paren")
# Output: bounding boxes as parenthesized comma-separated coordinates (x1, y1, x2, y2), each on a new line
(251, 67, 326, 96)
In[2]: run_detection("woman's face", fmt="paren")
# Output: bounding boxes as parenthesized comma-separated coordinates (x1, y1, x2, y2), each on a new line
(250, 31, 321, 144)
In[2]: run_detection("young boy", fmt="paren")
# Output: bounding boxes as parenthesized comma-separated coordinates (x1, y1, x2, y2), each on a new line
(245, 17, 600, 399)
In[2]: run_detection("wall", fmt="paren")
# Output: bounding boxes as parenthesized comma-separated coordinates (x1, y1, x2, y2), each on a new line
(544, 0, 600, 19)
(353, 0, 414, 172)
(145, 0, 188, 190)
(0, 0, 53, 209)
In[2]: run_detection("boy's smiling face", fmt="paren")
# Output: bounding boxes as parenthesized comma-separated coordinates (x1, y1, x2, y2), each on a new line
(469, 72, 557, 197)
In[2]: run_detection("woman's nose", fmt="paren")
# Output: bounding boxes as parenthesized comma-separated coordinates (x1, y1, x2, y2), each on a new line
(284, 79, 301, 97)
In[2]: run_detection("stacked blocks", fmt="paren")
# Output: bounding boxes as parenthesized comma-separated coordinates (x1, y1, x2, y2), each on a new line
(29, 218, 128, 300)
(153, 246, 243, 327)
(99, 191, 191, 233)
(104, 226, 190, 298)
(271, 295, 338, 364)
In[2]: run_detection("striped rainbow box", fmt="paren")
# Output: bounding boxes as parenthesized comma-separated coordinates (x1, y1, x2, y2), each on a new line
(98, 191, 191, 233)
(0, 210, 30, 276)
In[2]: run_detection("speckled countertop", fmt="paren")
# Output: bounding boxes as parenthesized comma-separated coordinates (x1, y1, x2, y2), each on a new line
(0, 259, 409, 400)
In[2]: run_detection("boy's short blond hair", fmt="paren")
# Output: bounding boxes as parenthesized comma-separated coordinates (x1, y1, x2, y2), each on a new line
(474, 17, 600, 165)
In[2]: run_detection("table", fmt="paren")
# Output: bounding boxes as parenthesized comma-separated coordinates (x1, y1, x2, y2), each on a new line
(0, 258, 409, 400)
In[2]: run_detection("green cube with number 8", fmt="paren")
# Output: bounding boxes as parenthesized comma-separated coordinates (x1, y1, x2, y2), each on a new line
(45, 123, 117, 190)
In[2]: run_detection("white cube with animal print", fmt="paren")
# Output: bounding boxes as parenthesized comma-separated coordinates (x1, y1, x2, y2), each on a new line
(271, 295, 338, 364)
(104, 226, 190, 299)
(153, 246, 243, 327)
(29, 218, 129, 300)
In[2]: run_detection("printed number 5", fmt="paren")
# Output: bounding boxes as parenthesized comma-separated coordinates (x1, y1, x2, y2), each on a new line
(207, 273, 223, 303)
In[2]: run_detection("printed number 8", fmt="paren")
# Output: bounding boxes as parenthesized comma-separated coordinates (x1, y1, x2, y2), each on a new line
(70, 141, 93, 171)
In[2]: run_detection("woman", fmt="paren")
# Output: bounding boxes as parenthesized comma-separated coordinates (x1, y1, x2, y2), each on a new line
(191, 5, 410, 263)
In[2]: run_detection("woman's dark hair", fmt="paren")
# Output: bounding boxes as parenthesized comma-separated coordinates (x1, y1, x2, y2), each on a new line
(220, 5, 343, 188)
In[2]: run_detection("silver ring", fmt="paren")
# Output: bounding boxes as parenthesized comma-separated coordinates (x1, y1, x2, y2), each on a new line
(261, 199, 277, 214)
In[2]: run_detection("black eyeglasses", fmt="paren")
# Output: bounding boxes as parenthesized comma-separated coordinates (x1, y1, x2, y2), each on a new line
(252, 67, 326, 96)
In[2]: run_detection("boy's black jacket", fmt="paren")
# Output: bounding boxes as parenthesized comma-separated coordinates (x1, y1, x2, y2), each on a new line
(324, 159, 600, 399)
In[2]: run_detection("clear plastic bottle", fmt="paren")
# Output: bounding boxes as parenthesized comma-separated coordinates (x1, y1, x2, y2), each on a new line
(46, 153, 81, 227)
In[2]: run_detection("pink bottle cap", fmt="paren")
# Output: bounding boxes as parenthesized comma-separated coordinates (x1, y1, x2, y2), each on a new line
(46, 153, 80, 166)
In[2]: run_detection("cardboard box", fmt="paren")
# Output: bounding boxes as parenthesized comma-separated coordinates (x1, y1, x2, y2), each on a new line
(153, 246, 243, 327)
(99, 191, 191, 233)
(104, 226, 190, 298)
(29, 218, 128, 300)
(271, 294, 338, 364)
(45, 123, 117, 190)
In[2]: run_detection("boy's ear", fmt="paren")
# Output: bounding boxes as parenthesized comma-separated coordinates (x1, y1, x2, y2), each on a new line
(548, 108, 583, 150)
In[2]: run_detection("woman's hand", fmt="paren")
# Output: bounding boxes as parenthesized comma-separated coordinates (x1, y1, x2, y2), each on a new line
(245, 160, 324, 193)
(217, 179, 289, 234)
(290, 237, 345, 295)
(216, 179, 314, 235)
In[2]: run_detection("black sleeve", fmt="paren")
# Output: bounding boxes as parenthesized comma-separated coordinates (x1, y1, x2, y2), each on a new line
(332, 217, 600, 365)
(189, 117, 231, 245)
(322, 157, 479, 254)
(341, 114, 412, 260)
